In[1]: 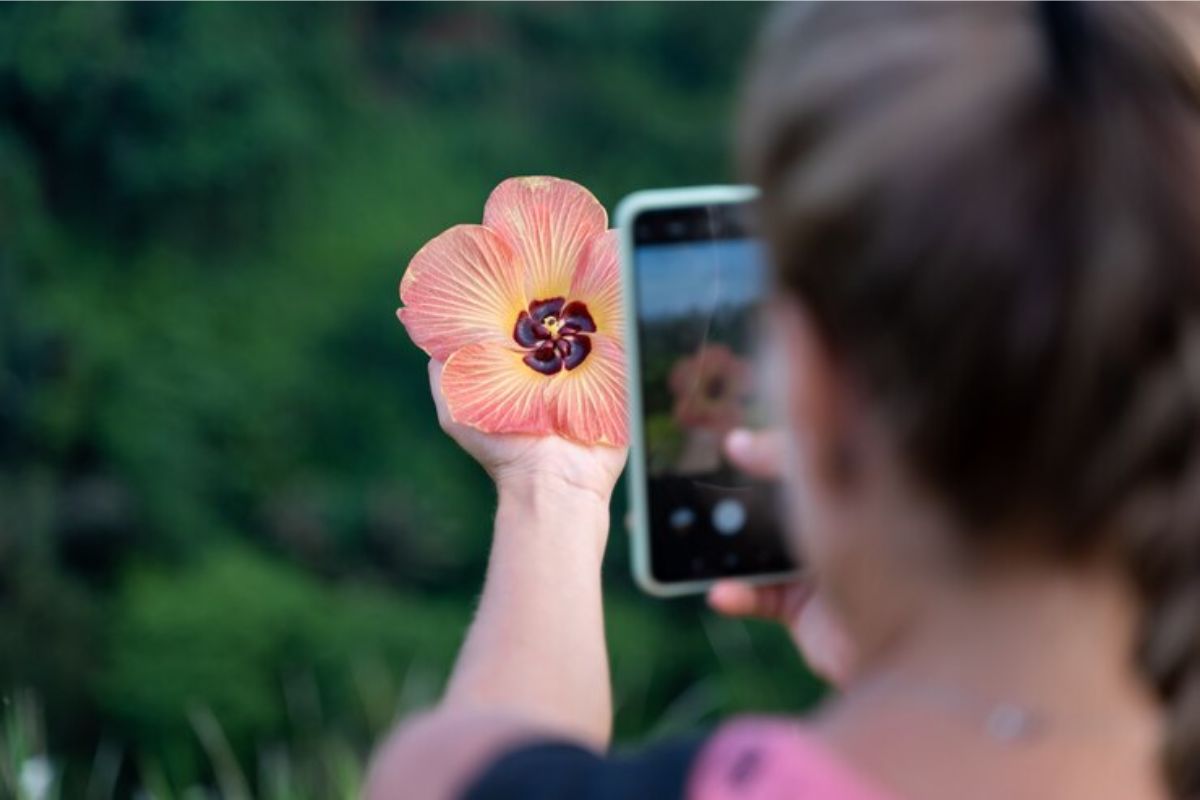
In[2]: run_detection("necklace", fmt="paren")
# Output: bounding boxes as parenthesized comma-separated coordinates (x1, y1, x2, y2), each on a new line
(845, 674, 1139, 745)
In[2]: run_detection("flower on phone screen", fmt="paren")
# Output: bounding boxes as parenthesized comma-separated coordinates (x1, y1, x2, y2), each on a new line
(669, 343, 751, 434)
(398, 177, 628, 446)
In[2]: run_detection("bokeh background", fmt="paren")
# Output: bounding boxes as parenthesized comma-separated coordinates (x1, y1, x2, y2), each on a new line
(0, 4, 823, 797)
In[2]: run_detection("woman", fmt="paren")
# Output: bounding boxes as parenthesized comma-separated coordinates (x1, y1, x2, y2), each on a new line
(368, 3, 1200, 798)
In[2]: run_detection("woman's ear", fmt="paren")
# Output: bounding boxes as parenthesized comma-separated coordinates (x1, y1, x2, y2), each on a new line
(768, 299, 858, 487)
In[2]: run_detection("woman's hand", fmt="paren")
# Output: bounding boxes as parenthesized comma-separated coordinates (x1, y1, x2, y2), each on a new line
(428, 360, 627, 505)
(706, 428, 856, 686)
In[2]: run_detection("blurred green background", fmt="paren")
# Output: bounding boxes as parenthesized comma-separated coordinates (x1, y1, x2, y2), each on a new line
(0, 3, 823, 797)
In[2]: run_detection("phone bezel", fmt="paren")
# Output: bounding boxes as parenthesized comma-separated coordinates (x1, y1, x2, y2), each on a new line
(617, 185, 799, 597)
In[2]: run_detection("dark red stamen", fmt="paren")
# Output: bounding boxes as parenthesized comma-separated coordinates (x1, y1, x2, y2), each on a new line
(513, 311, 542, 347)
(528, 297, 566, 322)
(560, 301, 597, 334)
(523, 342, 563, 375)
(561, 334, 591, 370)
(512, 297, 596, 375)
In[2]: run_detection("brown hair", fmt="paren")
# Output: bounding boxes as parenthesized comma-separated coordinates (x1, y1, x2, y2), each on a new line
(741, 2, 1200, 797)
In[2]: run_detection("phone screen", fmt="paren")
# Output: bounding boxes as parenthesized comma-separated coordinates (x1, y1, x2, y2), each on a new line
(630, 201, 796, 586)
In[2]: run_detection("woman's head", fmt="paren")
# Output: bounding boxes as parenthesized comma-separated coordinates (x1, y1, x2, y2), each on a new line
(741, 2, 1200, 795)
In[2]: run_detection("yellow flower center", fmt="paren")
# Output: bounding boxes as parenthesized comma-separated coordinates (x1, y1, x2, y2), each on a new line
(542, 315, 563, 337)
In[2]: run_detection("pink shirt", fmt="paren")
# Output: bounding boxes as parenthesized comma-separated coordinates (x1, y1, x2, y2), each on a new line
(690, 719, 897, 800)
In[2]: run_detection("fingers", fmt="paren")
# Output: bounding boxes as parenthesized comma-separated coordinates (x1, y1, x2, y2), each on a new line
(724, 428, 786, 479)
(427, 359, 453, 431)
(708, 578, 853, 686)
(707, 580, 766, 617)
(707, 579, 811, 621)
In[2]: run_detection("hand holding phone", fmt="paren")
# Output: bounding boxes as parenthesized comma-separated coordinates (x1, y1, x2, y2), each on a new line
(704, 428, 853, 684)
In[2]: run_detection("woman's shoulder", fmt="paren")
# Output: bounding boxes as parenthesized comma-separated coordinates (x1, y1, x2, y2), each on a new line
(690, 716, 898, 800)
(460, 716, 898, 800)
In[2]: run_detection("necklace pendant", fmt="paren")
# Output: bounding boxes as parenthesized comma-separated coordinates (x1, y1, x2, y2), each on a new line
(985, 703, 1039, 743)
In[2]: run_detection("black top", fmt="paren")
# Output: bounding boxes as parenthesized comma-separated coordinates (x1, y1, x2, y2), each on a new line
(461, 736, 705, 800)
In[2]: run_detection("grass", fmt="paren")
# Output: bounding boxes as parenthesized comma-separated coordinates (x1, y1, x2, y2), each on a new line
(2, 598, 822, 796)
(0, 656, 446, 800)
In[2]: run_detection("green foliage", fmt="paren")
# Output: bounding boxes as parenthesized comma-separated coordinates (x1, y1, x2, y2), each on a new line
(0, 2, 825, 794)
(100, 546, 462, 791)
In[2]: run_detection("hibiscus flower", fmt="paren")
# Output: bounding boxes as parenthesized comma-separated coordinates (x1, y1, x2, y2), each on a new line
(398, 176, 628, 446)
(669, 343, 751, 434)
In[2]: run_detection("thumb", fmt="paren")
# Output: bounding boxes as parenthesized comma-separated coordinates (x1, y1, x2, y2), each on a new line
(707, 579, 811, 621)
(724, 428, 786, 479)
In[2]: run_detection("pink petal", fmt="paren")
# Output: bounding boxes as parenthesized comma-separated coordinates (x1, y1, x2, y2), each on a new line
(399, 225, 527, 361)
(669, 344, 740, 394)
(668, 344, 751, 432)
(569, 230, 623, 342)
(545, 335, 629, 446)
(483, 177, 608, 301)
(441, 341, 553, 435)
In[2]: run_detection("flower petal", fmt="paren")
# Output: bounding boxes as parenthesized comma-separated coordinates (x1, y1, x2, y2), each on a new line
(399, 225, 527, 361)
(442, 342, 553, 435)
(483, 177, 608, 301)
(544, 335, 628, 446)
(569, 230, 623, 341)
(668, 344, 751, 432)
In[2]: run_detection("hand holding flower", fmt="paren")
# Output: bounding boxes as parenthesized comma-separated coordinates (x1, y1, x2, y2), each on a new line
(399, 176, 628, 447)
(371, 180, 628, 800)
(426, 358, 627, 506)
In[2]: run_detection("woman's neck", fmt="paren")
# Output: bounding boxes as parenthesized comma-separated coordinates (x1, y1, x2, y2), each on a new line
(864, 560, 1158, 720)
(819, 559, 1166, 800)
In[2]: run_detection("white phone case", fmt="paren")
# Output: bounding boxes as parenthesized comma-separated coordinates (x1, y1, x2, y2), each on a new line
(617, 185, 799, 597)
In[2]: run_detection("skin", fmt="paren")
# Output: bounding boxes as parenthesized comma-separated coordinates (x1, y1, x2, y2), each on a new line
(366, 360, 625, 800)
(367, 304, 1167, 800)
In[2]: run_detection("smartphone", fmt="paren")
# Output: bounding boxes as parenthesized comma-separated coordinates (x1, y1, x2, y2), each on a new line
(618, 185, 798, 597)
